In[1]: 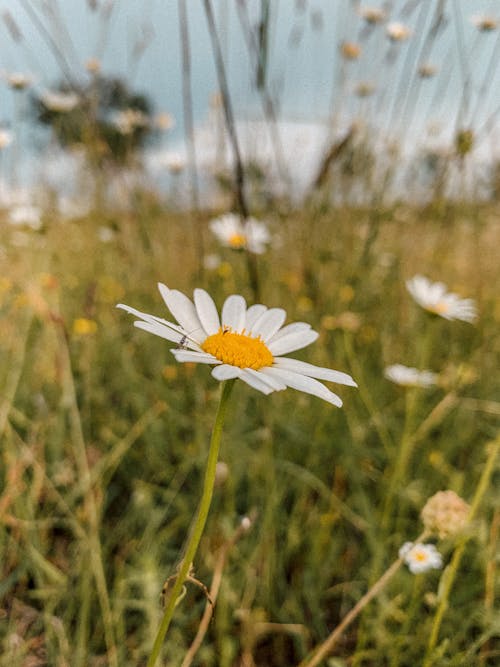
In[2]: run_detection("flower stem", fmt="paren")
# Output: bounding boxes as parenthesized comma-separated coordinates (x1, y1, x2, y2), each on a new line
(298, 532, 429, 667)
(146, 379, 235, 667)
(423, 435, 500, 666)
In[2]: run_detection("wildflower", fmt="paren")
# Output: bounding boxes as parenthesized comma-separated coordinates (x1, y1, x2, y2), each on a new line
(386, 22, 412, 42)
(209, 213, 271, 254)
(340, 42, 361, 60)
(5, 72, 32, 90)
(155, 112, 175, 131)
(0, 129, 13, 149)
(384, 364, 437, 388)
(73, 318, 98, 336)
(203, 253, 222, 271)
(97, 226, 115, 243)
(8, 205, 42, 231)
(418, 63, 438, 79)
(354, 81, 376, 97)
(164, 152, 186, 175)
(471, 15, 498, 32)
(113, 108, 149, 135)
(359, 6, 386, 24)
(118, 284, 357, 406)
(406, 275, 477, 323)
(40, 90, 80, 113)
(421, 490, 470, 539)
(85, 57, 101, 74)
(399, 542, 443, 574)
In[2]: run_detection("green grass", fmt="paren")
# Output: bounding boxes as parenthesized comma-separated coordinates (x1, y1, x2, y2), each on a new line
(1, 200, 499, 666)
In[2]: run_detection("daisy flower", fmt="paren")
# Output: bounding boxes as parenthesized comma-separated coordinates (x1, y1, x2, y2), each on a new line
(406, 275, 477, 323)
(118, 284, 357, 406)
(209, 213, 271, 254)
(40, 90, 80, 113)
(399, 542, 443, 574)
(386, 22, 412, 42)
(384, 364, 437, 388)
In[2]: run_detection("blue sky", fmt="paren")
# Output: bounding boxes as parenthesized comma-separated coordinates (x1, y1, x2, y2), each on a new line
(1, 0, 500, 183)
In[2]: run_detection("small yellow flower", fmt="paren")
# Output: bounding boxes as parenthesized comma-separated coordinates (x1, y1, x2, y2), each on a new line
(162, 365, 179, 381)
(73, 318, 98, 336)
(341, 42, 361, 60)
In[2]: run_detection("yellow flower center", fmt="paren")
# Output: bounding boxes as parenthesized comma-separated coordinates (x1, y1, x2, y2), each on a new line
(201, 327, 273, 369)
(430, 301, 449, 315)
(228, 233, 247, 249)
(414, 551, 428, 562)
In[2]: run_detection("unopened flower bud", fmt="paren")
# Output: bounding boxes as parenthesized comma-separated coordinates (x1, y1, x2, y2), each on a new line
(421, 490, 470, 539)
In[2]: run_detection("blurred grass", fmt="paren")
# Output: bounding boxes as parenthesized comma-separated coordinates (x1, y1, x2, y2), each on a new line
(1, 199, 499, 666)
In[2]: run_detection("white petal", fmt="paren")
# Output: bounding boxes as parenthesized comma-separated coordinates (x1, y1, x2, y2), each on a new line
(211, 364, 242, 381)
(194, 288, 221, 335)
(171, 349, 219, 364)
(239, 369, 275, 395)
(245, 304, 267, 331)
(273, 357, 357, 386)
(222, 294, 246, 331)
(134, 321, 201, 351)
(246, 368, 287, 391)
(264, 367, 343, 406)
(267, 322, 311, 344)
(268, 329, 319, 356)
(249, 308, 287, 340)
(157, 284, 204, 342)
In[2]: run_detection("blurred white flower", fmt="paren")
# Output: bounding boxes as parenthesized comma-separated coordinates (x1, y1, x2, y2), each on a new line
(98, 226, 115, 243)
(113, 108, 149, 135)
(163, 152, 186, 175)
(406, 275, 477, 323)
(5, 72, 32, 90)
(470, 15, 498, 32)
(0, 129, 13, 149)
(384, 364, 437, 388)
(418, 63, 438, 79)
(203, 253, 221, 270)
(155, 112, 175, 131)
(358, 6, 386, 24)
(8, 205, 42, 230)
(209, 213, 271, 254)
(399, 542, 443, 574)
(41, 90, 80, 113)
(386, 22, 412, 42)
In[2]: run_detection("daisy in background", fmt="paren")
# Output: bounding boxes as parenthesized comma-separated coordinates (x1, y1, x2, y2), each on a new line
(40, 90, 80, 113)
(406, 275, 477, 323)
(384, 364, 437, 388)
(386, 22, 412, 42)
(118, 284, 357, 406)
(209, 213, 271, 254)
(399, 542, 443, 574)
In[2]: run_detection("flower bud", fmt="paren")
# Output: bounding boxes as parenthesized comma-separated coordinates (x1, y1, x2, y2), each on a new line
(421, 490, 470, 539)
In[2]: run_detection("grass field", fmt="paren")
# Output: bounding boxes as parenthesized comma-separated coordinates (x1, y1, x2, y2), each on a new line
(1, 198, 499, 666)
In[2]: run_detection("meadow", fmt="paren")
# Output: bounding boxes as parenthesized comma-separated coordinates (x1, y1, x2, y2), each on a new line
(1, 196, 499, 666)
(1, 1, 500, 666)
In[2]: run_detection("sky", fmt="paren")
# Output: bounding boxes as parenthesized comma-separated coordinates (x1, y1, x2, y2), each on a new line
(0, 0, 500, 197)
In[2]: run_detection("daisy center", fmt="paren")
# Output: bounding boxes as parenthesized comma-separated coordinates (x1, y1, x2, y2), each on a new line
(414, 551, 428, 562)
(228, 233, 247, 249)
(431, 301, 449, 314)
(201, 327, 273, 369)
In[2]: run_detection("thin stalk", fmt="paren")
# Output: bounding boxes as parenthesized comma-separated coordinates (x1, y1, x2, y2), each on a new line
(298, 530, 430, 667)
(147, 379, 235, 667)
(203, 0, 260, 301)
(423, 435, 500, 666)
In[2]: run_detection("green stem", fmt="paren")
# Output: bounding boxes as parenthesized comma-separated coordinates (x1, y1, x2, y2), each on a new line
(423, 435, 500, 667)
(147, 379, 235, 667)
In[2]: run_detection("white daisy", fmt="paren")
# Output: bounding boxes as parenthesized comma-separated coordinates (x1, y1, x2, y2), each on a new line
(117, 284, 357, 406)
(384, 364, 437, 388)
(40, 90, 80, 113)
(8, 205, 42, 231)
(386, 22, 412, 42)
(209, 213, 271, 254)
(406, 275, 477, 323)
(399, 542, 443, 574)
